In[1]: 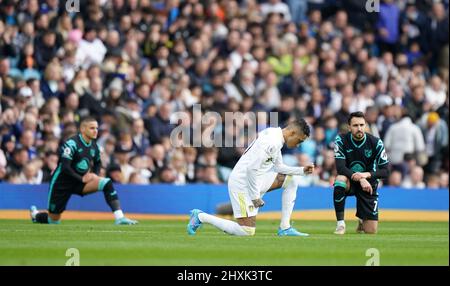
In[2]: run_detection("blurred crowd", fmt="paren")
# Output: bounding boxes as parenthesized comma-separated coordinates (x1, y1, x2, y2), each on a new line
(0, 0, 448, 189)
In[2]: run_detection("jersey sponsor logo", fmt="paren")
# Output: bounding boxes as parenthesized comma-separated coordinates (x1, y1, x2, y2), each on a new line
(364, 149, 372, 158)
(346, 149, 353, 153)
(350, 161, 366, 173)
(75, 158, 89, 173)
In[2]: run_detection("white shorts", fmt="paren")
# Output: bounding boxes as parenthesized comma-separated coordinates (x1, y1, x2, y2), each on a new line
(228, 171, 278, 218)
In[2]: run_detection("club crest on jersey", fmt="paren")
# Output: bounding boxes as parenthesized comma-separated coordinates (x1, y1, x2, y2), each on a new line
(90, 149, 95, 157)
(364, 149, 372, 158)
(265, 157, 273, 163)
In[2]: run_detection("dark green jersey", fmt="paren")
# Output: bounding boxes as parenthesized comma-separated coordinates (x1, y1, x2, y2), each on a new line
(52, 133, 101, 184)
(334, 132, 389, 184)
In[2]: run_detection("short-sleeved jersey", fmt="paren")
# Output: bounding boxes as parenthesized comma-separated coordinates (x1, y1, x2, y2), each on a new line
(52, 133, 101, 184)
(334, 132, 389, 185)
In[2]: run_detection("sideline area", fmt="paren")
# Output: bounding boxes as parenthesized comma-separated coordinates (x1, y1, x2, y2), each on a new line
(1, 209, 448, 221)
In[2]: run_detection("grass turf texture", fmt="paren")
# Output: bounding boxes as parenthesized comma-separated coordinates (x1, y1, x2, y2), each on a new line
(0, 219, 447, 266)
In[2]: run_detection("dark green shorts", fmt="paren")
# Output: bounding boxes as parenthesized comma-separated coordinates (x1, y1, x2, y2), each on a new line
(47, 182, 85, 214)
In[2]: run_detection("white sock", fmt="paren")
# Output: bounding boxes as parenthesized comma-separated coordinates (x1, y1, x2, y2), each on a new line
(358, 218, 363, 224)
(198, 213, 251, 236)
(31, 209, 38, 218)
(114, 210, 124, 220)
(337, 220, 346, 227)
(280, 175, 298, 230)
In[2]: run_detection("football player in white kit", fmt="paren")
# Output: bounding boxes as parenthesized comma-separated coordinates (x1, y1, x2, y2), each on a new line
(187, 119, 315, 236)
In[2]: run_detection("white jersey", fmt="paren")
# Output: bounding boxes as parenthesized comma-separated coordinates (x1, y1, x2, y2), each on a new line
(228, 127, 305, 200)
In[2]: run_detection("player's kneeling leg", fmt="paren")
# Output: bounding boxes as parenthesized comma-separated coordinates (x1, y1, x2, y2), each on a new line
(199, 213, 256, 236)
(363, 220, 378, 234)
(99, 178, 120, 211)
(240, 226, 256, 236)
(48, 213, 61, 224)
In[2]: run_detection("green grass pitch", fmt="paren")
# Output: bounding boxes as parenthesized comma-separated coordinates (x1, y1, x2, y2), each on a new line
(0, 219, 447, 266)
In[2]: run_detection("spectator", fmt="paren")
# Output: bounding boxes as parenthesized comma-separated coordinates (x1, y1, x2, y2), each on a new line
(169, 150, 187, 185)
(131, 118, 150, 156)
(34, 29, 59, 71)
(424, 75, 447, 111)
(384, 112, 425, 170)
(426, 173, 441, 189)
(377, 0, 401, 54)
(402, 166, 426, 189)
(439, 171, 449, 188)
(106, 164, 123, 184)
(0, 146, 6, 182)
(41, 151, 58, 182)
(418, 112, 449, 174)
(0, 0, 447, 188)
(145, 102, 174, 145)
(17, 159, 42, 184)
(6, 147, 28, 178)
(113, 145, 134, 183)
(388, 170, 403, 187)
(75, 25, 107, 70)
(183, 147, 198, 183)
(149, 144, 166, 179)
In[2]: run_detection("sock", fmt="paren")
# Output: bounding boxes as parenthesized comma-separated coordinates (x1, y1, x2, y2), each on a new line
(35, 212, 49, 224)
(333, 181, 347, 221)
(280, 175, 298, 230)
(31, 208, 38, 219)
(198, 213, 253, 236)
(48, 216, 61, 224)
(101, 179, 121, 212)
(114, 210, 124, 220)
(337, 220, 346, 227)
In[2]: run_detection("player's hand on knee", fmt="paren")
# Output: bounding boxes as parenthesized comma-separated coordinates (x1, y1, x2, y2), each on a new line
(359, 179, 373, 195)
(252, 198, 265, 208)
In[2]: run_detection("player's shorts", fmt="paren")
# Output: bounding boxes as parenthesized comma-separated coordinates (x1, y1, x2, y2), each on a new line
(228, 171, 278, 218)
(47, 180, 86, 214)
(348, 181, 379, 221)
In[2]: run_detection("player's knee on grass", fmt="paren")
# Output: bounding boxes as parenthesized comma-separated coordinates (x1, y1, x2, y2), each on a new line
(48, 213, 61, 224)
(363, 221, 378, 234)
(237, 216, 256, 228)
(241, 226, 256, 236)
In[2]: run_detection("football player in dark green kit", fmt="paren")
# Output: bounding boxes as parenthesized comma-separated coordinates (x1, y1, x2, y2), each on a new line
(333, 112, 389, 234)
(30, 117, 138, 225)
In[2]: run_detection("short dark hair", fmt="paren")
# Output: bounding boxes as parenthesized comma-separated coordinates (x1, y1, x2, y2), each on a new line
(288, 118, 310, 137)
(348, 112, 366, 125)
(80, 116, 97, 125)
